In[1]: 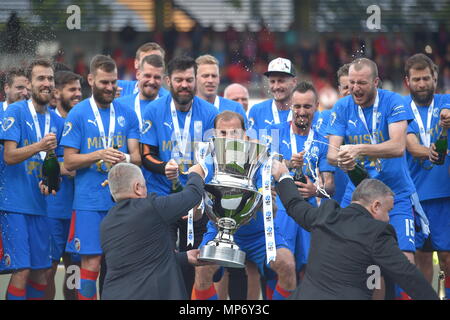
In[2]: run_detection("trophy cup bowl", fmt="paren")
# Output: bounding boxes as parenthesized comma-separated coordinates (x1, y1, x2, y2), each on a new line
(199, 137, 269, 268)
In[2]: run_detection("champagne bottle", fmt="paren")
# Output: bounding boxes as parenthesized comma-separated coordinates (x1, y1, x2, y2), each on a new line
(293, 167, 307, 184)
(347, 163, 369, 187)
(171, 178, 183, 193)
(433, 129, 448, 165)
(438, 271, 447, 300)
(42, 149, 61, 193)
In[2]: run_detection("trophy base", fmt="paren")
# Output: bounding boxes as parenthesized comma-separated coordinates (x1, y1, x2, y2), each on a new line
(199, 244, 246, 268)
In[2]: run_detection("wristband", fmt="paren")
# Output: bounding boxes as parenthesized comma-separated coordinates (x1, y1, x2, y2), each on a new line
(278, 172, 293, 183)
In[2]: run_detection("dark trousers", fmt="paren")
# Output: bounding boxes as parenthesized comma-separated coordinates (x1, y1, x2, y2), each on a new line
(170, 213, 209, 298)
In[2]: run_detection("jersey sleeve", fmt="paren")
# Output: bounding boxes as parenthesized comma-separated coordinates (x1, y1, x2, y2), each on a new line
(140, 105, 159, 146)
(60, 109, 83, 150)
(326, 102, 347, 137)
(126, 108, 141, 140)
(1, 105, 21, 144)
(388, 93, 413, 124)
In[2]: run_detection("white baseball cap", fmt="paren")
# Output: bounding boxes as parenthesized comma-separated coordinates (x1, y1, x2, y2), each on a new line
(264, 57, 296, 77)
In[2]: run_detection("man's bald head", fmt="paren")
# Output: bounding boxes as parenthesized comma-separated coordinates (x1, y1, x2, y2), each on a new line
(224, 83, 249, 111)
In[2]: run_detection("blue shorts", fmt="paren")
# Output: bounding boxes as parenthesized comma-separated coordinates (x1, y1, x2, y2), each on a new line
(0, 212, 51, 271)
(342, 193, 416, 252)
(388, 196, 416, 252)
(200, 221, 291, 277)
(275, 209, 310, 271)
(48, 216, 81, 263)
(415, 197, 450, 251)
(66, 210, 108, 256)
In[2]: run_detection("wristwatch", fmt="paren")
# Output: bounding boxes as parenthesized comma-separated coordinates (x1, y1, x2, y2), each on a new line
(278, 172, 294, 183)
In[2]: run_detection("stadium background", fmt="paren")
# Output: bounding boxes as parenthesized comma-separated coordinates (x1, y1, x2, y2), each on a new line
(0, 0, 448, 299)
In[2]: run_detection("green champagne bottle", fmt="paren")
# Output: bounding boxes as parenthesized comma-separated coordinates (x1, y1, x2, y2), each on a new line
(347, 163, 369, 187)
(171, 178, 183, 193)
(42, 149, 61, 193)
(293, 167, 307, 184)
(433, 129, 448, 165)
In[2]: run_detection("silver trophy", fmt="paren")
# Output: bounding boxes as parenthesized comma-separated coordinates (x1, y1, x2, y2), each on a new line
(199, 137, 269, 268)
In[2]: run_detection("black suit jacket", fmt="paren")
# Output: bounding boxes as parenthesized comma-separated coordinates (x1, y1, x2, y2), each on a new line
(100, 173, 204, 300)
(276, 178, 438, 300)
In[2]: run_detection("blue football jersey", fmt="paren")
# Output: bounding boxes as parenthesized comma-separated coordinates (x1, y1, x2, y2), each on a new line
(0, 100, 64, 215)
(140, 95, 219, 195)
(405, 94, 450, 201)
(60, 98, 140, 211)
(114, 93, 157, 189)
(327, 89, 416, 199)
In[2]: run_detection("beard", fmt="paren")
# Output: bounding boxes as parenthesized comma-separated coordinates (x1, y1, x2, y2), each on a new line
(411, 88, 434, 106)
(141, 84, 159, 100)
(31, 89, 51, 106)
(92, 83, 116, 106)
(294, 116, 309, 131)
(170, 85, 195, 106)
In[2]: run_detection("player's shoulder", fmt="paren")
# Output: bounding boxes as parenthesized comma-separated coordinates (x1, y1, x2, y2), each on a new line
(219, 96, 242, 109)
(6, 100, 27, 113)
(250, 99, 272, 111)
(114, 93, 135, 106)
(267, 121, 288, 132)
(378, 88, 404, 103)
(194, 96, 218, 114)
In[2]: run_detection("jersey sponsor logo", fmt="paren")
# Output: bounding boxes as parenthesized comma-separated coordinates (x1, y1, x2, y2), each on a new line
(282, 139, 290, 149)
(87, 119, 97, 127)
(142, 120, 152, 134)
(117, 116, 125, 127)
(26, 121, 34, 131)
(2, 117, 15, 131)
(63, 122, 72, 137)
(348, 119, 358, 127)
(163, 121, 173, 130)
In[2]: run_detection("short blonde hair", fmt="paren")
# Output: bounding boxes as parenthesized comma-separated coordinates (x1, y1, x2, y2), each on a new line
(195, 54, 219, 67)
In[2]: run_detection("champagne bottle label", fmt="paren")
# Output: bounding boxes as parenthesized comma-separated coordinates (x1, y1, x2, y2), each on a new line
(293, 168, 307, 184)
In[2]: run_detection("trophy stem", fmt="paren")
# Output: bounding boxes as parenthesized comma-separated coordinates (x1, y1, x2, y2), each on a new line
(199, 217, 246, 268)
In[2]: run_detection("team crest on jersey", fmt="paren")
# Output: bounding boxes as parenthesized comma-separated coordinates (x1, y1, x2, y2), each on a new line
(142, 120, 152, 134)
(4, 253, 11, 267)
(117, 116, 125, 127)
(311, 146, 319, 156)
(74, 238, 81, 252)
(249, 118, 255, 128)
(330, 112, 337, 127)
(376, 112, 382, 124)
(50, 126, 57, 134)
(2, 117, 15, 131)
(63, 122, 72, 137)
(433, 107, 439, 118)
